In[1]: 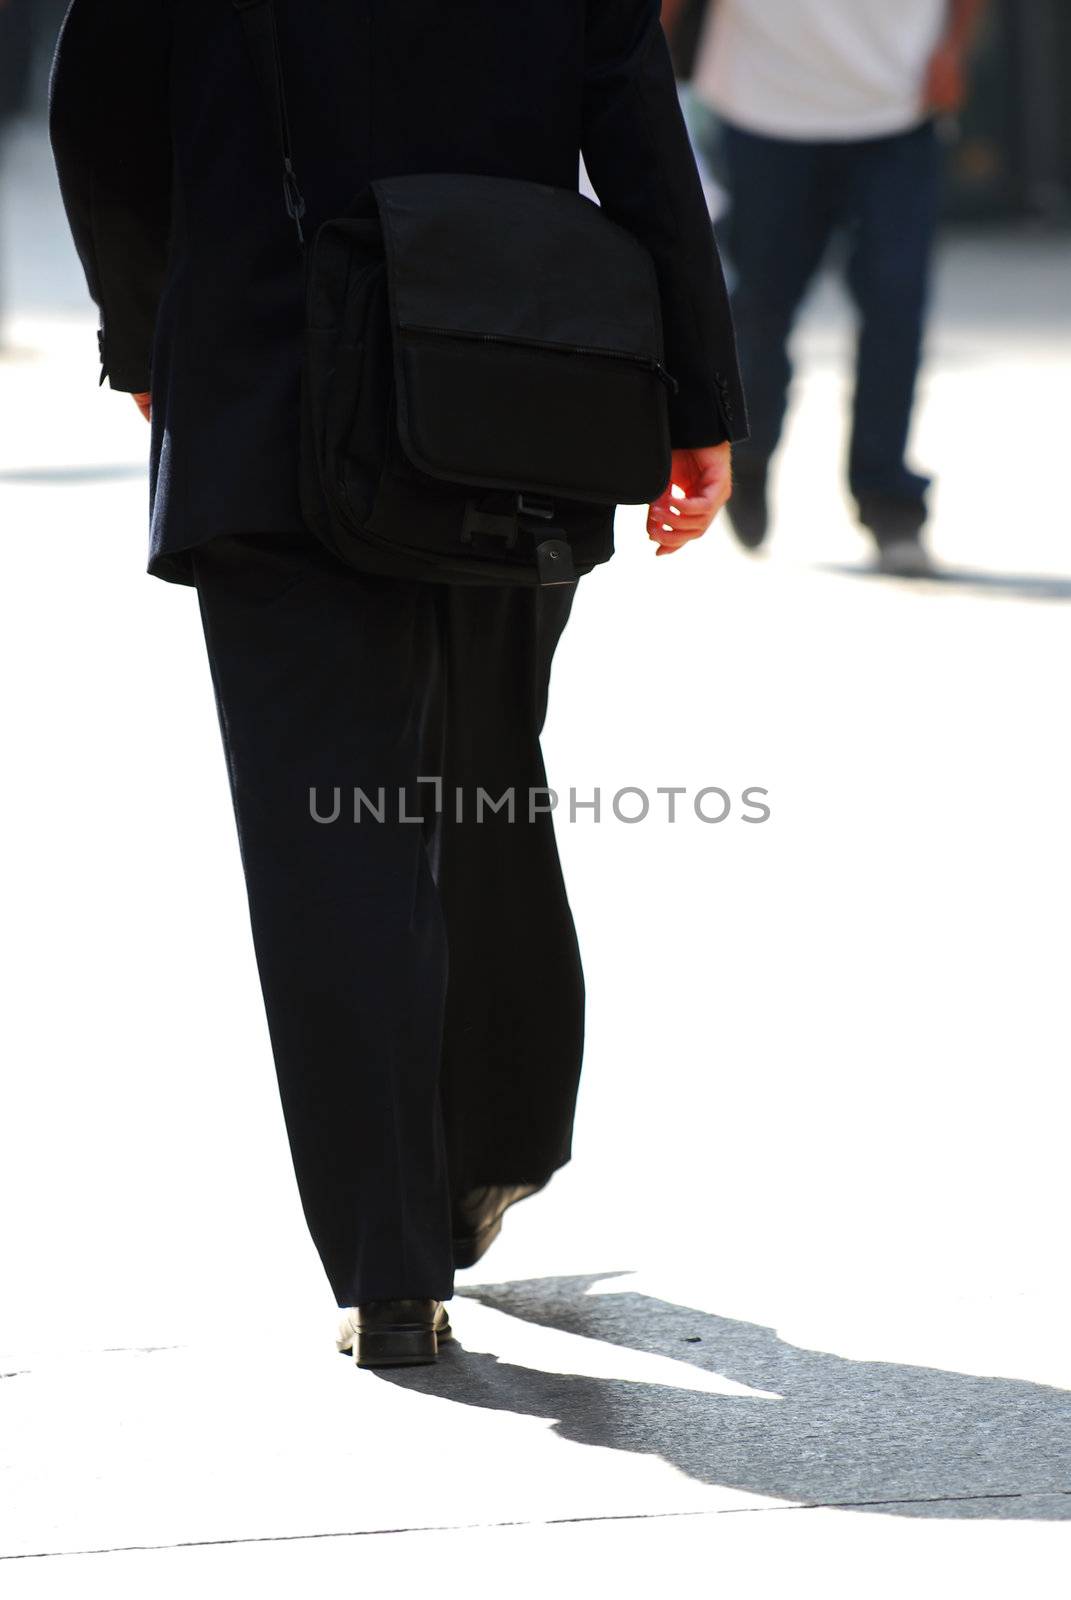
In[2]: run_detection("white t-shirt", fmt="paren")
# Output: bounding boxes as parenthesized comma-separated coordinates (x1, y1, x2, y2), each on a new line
(692, 0, 948, 141)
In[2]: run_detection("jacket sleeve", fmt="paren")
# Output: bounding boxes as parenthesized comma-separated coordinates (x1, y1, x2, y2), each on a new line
(581, 0, 747, 449)
(48, 0, 173, 393)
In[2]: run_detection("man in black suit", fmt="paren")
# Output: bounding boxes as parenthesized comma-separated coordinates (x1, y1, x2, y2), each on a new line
(50, 0, 747, 1367)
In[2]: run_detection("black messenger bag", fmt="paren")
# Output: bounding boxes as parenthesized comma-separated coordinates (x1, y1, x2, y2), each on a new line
(234, 0, 679, 588)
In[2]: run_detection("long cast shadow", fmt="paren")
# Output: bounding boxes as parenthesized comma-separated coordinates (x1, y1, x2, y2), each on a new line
(816, 561, 1071, 602)
(375, 1273, 1071, 1520)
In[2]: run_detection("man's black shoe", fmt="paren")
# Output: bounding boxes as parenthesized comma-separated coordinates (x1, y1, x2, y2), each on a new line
(725, 457, 770, 550)
(336, 1299, 453, 1368)
(452, 1180, 548, 1269)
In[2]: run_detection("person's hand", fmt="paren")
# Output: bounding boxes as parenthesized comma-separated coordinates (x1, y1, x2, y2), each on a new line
(132, 392, 152, 422)
(923, 41, 968, 115)
(647, 442, 733, 556)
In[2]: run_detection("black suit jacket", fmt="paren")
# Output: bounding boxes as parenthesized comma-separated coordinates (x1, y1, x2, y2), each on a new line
(50, 0, 746, 584)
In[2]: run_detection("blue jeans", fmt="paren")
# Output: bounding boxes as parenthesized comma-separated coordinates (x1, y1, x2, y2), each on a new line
(717, 118, 941, 533)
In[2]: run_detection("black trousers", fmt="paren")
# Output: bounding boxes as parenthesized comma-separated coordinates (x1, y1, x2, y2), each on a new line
(190, 530, 584, 1307)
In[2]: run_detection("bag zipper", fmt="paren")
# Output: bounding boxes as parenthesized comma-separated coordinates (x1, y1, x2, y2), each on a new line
(404, 323, 679, 394)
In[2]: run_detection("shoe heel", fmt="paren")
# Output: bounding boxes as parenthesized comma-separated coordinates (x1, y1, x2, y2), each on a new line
(354, 1325, 440, 1369)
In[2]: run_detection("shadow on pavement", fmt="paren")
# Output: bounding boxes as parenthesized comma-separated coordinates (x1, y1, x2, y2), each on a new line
(0, 463, 147, 486)
(376, 1272, 1071, 1521)
(817, 561, 1071, 602)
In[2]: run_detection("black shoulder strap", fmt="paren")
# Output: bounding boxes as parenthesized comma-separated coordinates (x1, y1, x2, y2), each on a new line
(232, 0, 307, 246)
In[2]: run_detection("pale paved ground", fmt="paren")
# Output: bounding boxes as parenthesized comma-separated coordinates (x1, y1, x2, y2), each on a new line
(1, 119, 1069, 1597)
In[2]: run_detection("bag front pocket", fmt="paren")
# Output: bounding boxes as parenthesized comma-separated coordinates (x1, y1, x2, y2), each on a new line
(392, 326, 675, 507)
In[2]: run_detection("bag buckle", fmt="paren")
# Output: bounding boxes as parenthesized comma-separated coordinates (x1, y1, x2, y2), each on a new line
(461, 499, 520, 548)
(460, 493, 555, 547)
(461, 494, 577, 586)
(517, 493, 555, 525)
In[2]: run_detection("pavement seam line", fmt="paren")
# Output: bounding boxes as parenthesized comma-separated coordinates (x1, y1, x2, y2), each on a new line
(3, 1489, 1069, 1562)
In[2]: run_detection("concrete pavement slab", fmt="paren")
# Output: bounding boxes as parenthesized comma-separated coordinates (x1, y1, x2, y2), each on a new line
(2, 1500, 1068, 1600)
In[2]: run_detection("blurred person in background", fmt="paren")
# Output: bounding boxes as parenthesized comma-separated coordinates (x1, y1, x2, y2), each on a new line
(664, 0, 986, 575)
(0, 0, 34, 351)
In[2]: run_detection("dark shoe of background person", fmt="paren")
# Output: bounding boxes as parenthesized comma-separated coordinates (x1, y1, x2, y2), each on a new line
(724, 455, 770, 551)
(336, 1299, 453, 1368)
(452, 1180, 548, 1269)
(857, 490, 934, 577)
(876, 537, 936, 578)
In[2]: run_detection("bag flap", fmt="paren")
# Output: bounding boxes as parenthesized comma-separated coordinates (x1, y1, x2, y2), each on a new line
(391, 325, 671, 505)
(370, 173, 665, 361)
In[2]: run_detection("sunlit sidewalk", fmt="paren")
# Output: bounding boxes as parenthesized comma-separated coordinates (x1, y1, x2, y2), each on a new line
(2, 119, 1070, 1596)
